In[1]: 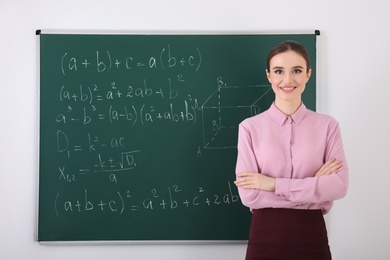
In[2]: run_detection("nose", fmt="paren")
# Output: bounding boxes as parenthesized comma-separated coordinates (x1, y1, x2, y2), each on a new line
(282, 72, 293, 85)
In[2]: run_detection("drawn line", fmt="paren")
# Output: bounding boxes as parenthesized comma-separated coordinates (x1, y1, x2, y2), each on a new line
(196, 47, 202, 71)
(94, 168, 135, 173)
(118, 192, 124, 214)
(250, 86, 273, 105)
(160, 48, 165, 69)
(131, 205, 140, 211)
(61, 53, 67, 76)
(54, 193, 60, 218)
(107, 51, 112, 72)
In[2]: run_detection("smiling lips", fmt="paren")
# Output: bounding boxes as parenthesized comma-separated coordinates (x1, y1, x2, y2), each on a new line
(280, 86, 296, 93)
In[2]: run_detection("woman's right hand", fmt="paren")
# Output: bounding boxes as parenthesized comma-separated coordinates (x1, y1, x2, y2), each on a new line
(315, 158, 342, 177)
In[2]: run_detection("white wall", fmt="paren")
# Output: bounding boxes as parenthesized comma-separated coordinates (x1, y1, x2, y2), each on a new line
(1, 0, 389, 259)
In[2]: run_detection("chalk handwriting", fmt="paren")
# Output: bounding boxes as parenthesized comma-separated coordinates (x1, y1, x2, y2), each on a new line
(60, 46, 202, 76)
(49, 42, 266, 224)
(54, 182, 239, 218)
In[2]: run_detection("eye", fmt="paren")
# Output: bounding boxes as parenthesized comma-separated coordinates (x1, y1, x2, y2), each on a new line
(292, 69, 303, 74)
(273, 69, 283, 75)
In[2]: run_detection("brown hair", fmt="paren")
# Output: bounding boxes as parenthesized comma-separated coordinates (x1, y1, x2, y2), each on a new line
(266, 40, 311, 73)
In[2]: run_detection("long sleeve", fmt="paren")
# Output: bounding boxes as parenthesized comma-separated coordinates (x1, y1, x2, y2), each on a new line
(235, 122, 281, 209)
(235, 103, 349, 214)
(275, 122, 349, 204)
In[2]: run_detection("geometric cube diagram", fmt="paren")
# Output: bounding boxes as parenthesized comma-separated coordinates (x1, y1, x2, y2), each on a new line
(201, 85, 272, 149)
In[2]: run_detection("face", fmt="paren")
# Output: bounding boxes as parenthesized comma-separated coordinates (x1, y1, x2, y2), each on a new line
(266, 50, 311, 106)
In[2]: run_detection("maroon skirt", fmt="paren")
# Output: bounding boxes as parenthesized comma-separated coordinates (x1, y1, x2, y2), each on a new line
(246, 208, 331, 260)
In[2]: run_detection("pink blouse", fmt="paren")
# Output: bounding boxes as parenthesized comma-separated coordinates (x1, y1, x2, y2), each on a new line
(235, 103, 348, 214)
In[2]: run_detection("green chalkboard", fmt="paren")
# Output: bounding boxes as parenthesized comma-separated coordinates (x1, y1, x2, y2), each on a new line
(37, 31, 318, 242)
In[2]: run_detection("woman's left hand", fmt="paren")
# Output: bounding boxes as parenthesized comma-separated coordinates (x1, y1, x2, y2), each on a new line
(235, 172, 276, 192)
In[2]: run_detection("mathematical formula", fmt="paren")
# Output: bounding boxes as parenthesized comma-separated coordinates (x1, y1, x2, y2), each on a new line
(60, 45, 202, 76)
(59, 78, 184, 104)
(56, 100, 199, 126)
(54, 182, 239, 217)
(44, 38, 245, 226)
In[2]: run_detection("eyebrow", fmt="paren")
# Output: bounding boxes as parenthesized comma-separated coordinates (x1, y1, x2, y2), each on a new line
(272, 65, 304, 70)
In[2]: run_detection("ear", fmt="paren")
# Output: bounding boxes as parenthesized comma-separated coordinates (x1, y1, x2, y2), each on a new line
(266, 69, 271, 83)
(306, 69, 312, 83)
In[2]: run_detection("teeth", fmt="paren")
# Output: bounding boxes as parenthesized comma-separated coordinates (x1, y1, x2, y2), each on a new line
(282, 87, 294, 91)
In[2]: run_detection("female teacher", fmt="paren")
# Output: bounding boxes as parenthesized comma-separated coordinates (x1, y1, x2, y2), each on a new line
(234, 40, 348, 260)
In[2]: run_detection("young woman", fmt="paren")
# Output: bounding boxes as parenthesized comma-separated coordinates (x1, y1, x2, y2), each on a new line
(234, 41, 348, 260)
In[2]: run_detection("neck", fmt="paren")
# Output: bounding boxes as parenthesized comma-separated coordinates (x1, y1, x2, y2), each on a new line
(274, 99, 302, 116)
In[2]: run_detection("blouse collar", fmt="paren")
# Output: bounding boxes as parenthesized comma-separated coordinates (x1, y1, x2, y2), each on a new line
(268, 102, 307, 126)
